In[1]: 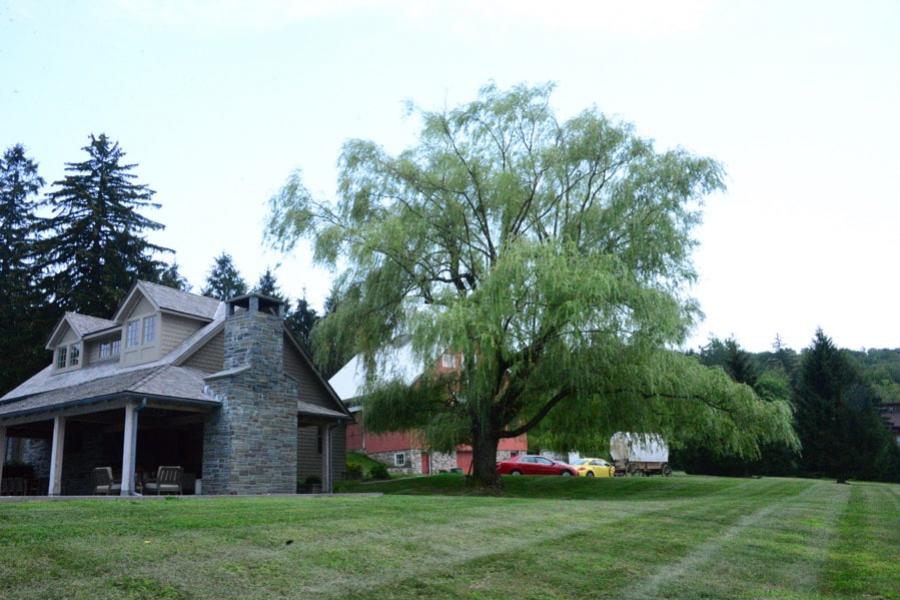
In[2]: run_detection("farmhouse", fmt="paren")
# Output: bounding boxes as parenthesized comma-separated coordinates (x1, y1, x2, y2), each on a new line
(329, 341, 527, 474)
(0, 282, 351, 496)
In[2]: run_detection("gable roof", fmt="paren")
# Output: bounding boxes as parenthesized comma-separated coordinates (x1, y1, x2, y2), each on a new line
(112, 281, 221, 323)
(46, 312, 119, 349)
(2, 295, 350, 423)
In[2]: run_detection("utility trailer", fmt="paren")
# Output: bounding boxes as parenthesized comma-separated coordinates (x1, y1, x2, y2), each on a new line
(610, 432, 672, 476)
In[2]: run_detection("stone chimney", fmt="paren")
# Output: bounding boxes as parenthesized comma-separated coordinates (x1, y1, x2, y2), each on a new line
(202, 293, 298, 495)
(223, 294, 285, 372)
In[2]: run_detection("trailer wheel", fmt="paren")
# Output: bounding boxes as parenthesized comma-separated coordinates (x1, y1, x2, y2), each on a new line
(662, 465, 673, 477)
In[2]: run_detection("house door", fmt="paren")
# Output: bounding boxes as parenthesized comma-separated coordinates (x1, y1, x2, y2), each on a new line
(456, 449, 472, 474)
(421, 452, 430, 475)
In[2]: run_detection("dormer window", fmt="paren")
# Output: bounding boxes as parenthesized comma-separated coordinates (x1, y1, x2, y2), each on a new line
(142, 315, 156, 344)
(126, 320, 140, 348)
(99, 339, 121, 360)
(55, 343, 82, 370)
(56, 346, 67, 369)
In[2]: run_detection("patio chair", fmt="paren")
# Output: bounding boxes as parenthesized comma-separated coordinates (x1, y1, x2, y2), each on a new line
(92, 467, 121, 495)
(143, 466, 183, 495)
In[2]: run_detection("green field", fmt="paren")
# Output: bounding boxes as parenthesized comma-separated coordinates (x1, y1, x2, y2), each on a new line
(0, 475, 897, 599)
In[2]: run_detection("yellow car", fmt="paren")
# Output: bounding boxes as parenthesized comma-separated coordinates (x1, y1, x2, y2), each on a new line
(572, 458, 615, 477)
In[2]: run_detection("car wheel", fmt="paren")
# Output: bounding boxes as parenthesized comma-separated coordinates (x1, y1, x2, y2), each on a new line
(586, 471, 595, 478)
(561, 470, 572, 477)
(510, 470, 522, 476)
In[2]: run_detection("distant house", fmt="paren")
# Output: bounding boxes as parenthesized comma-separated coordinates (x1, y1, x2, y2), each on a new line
(328, 341, 527, 474)
(0, 282, 351, 496)
(879, 403, 900, 446)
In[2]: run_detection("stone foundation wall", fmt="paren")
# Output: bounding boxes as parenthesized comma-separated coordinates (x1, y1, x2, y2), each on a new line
(61, 428, 109, 495)
(366, 448, 516, 474)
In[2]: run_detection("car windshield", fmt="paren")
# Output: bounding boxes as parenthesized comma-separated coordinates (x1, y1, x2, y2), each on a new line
(572, 459, 586, 465)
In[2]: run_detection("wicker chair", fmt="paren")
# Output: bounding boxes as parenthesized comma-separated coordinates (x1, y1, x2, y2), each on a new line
(143, 466, 183, 495)
(92, 467, 122, 495)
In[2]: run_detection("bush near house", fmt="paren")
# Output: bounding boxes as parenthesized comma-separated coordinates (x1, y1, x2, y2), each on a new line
(347, 451, 391, 480)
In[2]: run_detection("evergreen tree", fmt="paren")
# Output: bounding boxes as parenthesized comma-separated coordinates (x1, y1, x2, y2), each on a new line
(0, 144, 48, 394)
(254, 267, 283, 299)
(286, 296, 318, 349)
(156, 260, 191, 291)
(793, 329, 897, 482)
(202, 252, 247, 300)
(42, 134, 169, 316)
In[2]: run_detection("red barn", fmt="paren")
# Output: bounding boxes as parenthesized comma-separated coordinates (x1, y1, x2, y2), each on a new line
(331, 341, 527, 473)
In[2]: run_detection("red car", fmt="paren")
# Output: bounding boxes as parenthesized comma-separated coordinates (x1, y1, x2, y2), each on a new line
(496, 455, 577, 477)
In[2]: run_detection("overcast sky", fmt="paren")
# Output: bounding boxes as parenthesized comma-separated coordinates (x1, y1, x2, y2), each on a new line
(2, 0, 898, 352)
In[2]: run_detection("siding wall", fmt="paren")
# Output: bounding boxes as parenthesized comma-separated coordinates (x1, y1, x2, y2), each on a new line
(297, 424, 346, 483)
(283, 335, 333, 409)
(84, 333, 121, 366)
(160, 314, 205, 356)
(182, 332, 224, 373)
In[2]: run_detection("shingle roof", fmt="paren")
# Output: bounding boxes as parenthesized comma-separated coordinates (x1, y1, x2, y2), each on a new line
(0, 365, 216, 419)
(137, 281, 221, 321)
(65, 313, 118, 336)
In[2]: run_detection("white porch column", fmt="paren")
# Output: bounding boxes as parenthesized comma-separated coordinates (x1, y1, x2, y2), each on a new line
(121, 402, 139, 496)
(322, 425, 333, 494)
(48, 416, 66, 496)
(0, 426, 7, 495)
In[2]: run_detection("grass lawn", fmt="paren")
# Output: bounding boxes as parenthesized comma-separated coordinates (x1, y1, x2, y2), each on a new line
(1, 475, 897, 599)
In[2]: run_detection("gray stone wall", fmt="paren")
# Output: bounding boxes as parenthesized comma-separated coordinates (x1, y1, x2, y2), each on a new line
(202, 299, 298, 495)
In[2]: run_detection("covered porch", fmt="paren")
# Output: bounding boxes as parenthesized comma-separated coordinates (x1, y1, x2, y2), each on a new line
(0, 394, 217, 497)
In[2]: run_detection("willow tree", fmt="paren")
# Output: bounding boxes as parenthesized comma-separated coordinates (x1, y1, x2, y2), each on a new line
(267, 83, 796, 486)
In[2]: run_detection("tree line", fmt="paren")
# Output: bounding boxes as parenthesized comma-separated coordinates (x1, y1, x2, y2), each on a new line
(672, 331, 900, 482)
(0, 137, 321, 397)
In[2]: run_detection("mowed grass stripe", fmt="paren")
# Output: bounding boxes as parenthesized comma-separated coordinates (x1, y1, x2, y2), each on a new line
(350, 479, 813, 599)
(822, 483, 900, 600)
(1, 476, 896, 599)
(629, 479, 850, 599)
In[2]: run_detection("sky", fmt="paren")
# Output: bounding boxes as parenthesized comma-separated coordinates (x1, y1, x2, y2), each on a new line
(1, 0, 898, 352)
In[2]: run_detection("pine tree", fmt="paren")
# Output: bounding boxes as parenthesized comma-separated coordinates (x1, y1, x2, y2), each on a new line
(202, 252, 247, 300)
(42, 134, 169, 316)
(157, 261, 191, 291)
(0, 144, 48, 394)
(286, 296, 318, 349)
(254, 267, 283, 299)
(795, 329, 898, 482)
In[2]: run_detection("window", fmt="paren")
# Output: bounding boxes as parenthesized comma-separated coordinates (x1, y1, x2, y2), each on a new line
(536, 457, 554, 465)
(142, 315, 156, 344)
(56, 346, 67, 369)
(126, 320, 140, 347)
(441, 353, 458, 369)
(394, 452, 406, 467)
(69, 344, 80, 366)
(99, 339, 121, 360)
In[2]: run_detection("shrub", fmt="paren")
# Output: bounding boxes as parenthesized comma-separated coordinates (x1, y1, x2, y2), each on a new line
(369, 463, 390, 480)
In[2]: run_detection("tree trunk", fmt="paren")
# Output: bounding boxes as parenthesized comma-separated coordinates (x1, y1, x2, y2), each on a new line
(470, 425, 501, 488)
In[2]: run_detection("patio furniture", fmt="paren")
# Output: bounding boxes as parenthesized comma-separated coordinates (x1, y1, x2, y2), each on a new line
(143, 466, 183, 495)
(92, 467, 122, 495)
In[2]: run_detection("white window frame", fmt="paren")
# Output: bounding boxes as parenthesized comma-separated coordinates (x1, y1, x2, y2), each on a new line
(69, 343, 80, 367)
(441, 353, 457, 369)
(142, 315, 156, 344)
(394, 452, 406, 467)
(56, 346, 67, 369)
(111, 339, 121, 357)
(126, 319, 140, 348)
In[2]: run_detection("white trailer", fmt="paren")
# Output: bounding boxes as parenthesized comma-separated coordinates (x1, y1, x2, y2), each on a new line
(609, 433, 672, 476)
